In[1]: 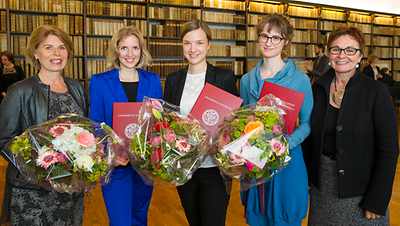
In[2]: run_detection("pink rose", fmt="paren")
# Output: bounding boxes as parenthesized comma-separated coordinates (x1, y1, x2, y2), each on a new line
(56, 153, 67, 163)
(77, 132, 95, 147)
(152, 136, 162, 147)
(163, 130, 176, 143)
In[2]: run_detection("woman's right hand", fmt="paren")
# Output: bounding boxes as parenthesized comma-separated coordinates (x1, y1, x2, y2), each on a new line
(365, 210, 381, 220)
(114, 156, 129, 166)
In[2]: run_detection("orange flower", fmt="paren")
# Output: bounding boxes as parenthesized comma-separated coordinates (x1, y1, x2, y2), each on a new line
(244, 121, 264, 138)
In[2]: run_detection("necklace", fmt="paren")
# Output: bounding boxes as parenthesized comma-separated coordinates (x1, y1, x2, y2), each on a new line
(332, 76, 345, 106)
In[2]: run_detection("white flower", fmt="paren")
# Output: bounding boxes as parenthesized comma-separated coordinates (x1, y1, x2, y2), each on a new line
(74, 154, 94, 172)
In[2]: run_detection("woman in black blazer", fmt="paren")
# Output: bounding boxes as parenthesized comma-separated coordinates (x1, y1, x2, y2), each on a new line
(0, 51, 25, 103)
(362, 54, 382, 80)
(303, 27, 398, 225)
(164, 19, 239, 226)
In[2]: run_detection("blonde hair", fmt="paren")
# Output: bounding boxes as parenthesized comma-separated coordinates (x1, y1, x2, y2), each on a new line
(106, 26, 152, 69)
(25, 25, 74, 70)
(367, 54, 378, 64)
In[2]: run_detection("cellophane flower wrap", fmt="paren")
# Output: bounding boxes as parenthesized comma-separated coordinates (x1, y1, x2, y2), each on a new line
(128, 97, 211, 186)
(3, 114, 123, 194)
(213, 94, 292, 191)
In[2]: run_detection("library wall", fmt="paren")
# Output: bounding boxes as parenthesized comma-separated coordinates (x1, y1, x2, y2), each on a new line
(1, 0, 400, 91)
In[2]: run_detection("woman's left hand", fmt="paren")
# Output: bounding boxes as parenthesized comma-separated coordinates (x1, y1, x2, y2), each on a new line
(365, 210, 381, 219)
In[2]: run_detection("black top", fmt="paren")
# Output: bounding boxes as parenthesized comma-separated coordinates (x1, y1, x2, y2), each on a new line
(0, 65, 25, 102)
(322, 104, 339, 158)
(121, 81, 139, 102)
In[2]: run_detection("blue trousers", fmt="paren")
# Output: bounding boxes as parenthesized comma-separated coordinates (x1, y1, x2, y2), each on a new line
(102, 166, 153, 226)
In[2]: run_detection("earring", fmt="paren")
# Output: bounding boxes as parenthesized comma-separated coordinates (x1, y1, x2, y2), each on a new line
(356, 64, 359, 68)
(328, 62, 331, 66)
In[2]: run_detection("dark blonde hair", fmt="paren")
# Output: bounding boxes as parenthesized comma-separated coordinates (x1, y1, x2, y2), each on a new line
(180, 19, 212, 42)
(257, 13, 294, 44)
(367, 54, 378, 64)
(1, 51, 15, 64)
(327, 27, 366, 55)
(25, 25, 74, 70)
(106, 26, 152, 69)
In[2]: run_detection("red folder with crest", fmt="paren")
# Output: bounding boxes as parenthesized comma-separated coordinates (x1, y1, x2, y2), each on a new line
(113, 102, 142, 159)
(190, 83, 243, 135)
(259, 81, 305, 135)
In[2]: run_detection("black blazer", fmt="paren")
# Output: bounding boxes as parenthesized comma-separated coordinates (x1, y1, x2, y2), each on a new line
(0, 65, 25, 93)
(362, 64, 380, 80)
(302, 68, 399, 216)
(309, 54, 330, 82)
(164, 62, 239, 105)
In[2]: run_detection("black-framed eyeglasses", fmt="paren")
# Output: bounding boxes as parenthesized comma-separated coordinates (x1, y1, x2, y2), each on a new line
(329, 47, 360, 56)
(258, 34, 285, 45)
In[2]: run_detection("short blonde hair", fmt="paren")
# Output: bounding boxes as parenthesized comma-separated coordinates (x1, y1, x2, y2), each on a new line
(25, 25, 74, 70)
(367, 54, 378, 64)
(106, 26, 152, 69)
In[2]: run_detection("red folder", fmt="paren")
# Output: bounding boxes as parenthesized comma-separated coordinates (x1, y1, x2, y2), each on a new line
(113, 102, 142, 159)
(259, 81, 305, 135)
(190, 83, 243, 135)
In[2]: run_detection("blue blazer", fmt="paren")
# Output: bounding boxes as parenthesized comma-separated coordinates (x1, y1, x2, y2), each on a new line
(89, 68, 163, 126)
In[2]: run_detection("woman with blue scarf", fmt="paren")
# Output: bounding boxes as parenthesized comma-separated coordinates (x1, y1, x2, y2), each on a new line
(240, 13, 313, 226)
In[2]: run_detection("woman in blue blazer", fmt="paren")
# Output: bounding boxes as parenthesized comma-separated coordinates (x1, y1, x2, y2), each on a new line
(89, 26, 162, 226)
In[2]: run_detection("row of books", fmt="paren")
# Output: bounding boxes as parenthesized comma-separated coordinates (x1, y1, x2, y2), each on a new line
(0, 33, 6, 51)
(373, 26, 394, 35)
(349, 13, 373, 23)
(247, 14, 265, 26)
(0, 10, 5, 31)
(149, 40, 183, 57)
(149, 0, 200, 7)
(15, 60, 39, 78)
(207, 45, 246, 57)
(286, 44, 315, 58)
(375, 16, 394, 26)
(149, 7, 200, 21)
(288, 6, 318, 18)
(248, 2, 284, 14)
(394, 48, 400, 58)
(86, 1, 146, 18)
(202, 11, 245, 24)
(394, 60, 400, 71)
(9, 0, 83, 13)
(10, 13, 83, 34)
(87, 60, 108, 79)
(320, 10, 346, 21)
(247, 43, 262, 58)
(149, 21, 185, 38)
(319, 21, 347, 31)
(211, 28, 245, 41)
(292, 30, 318, 43)
(86, 18, 147, 36)
(290, 18, 318, 30)
(203, 0, 245, 11)
(372, 47, 393, 58)
(149, 60, 187, 78)
(208, 60, 244, 76)
(0, 0, 5, 8)
(347, 22, 372, 33)
(372, 36, 393, 47)
(87, 38, 110, 56)
(395, 37, 400, 46)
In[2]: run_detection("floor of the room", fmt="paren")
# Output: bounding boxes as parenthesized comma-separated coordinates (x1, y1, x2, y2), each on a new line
(0, 124, 399, 226)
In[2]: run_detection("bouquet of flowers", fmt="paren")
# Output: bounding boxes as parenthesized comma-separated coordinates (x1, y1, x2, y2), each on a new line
(128, 97, 211, 186)
(3, 114, 122, 194)
(213, 94, 292, 190)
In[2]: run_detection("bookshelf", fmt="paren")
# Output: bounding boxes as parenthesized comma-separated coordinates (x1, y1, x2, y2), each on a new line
(0, 0, 399, 93)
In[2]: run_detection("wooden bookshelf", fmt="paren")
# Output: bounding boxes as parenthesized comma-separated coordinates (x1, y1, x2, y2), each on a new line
(0, 0, 400, 93)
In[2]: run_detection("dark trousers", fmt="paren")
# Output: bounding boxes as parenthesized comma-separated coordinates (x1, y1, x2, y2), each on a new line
(177, 167, 230, 226)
